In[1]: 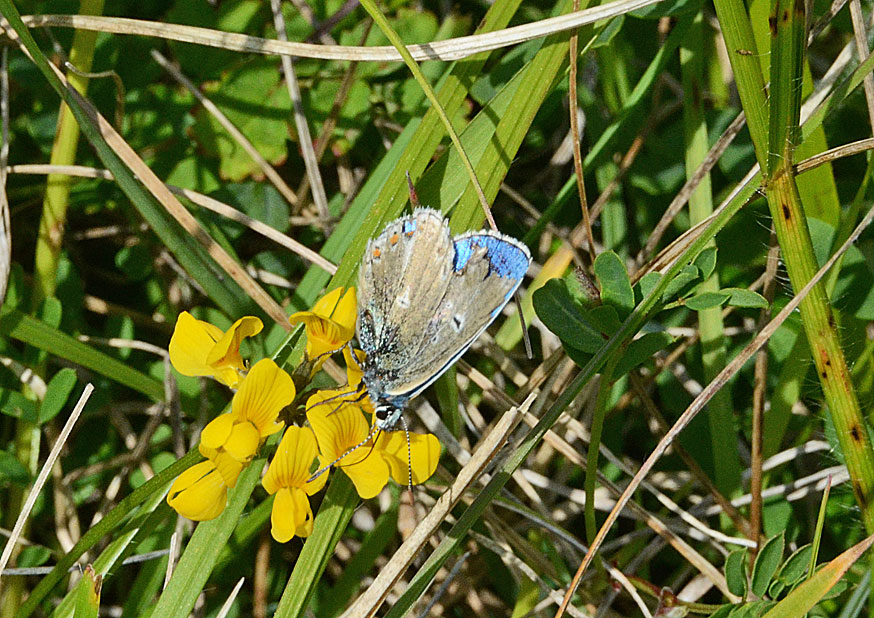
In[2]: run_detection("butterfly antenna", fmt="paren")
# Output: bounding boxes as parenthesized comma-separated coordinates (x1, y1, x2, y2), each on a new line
(303, 382, 366, 416)
(406, 171, 420, 209)
(308, 422, 379, 483)
(399, 413, 414, 502)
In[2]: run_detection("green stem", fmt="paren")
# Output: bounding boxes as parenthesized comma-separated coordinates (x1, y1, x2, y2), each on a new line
(680, 9, 741, 495)
(585, 354, 618, 544)
(33, 0, 105, 304)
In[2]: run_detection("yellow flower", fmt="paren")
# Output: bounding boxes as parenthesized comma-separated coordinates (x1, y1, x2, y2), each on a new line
(200, 358, 295, 465)
(169, 312, 263, 387)
(289, 287, 357, 361)
(168, 359, 296, 522)
(375, 430, 441, 486)
(307, 390, 440, 499)
(166, 460, 228, 521)
(262, 426, 327, 542)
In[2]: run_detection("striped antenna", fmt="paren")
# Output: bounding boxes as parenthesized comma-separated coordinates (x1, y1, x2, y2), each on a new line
(399, 413, 414, 501)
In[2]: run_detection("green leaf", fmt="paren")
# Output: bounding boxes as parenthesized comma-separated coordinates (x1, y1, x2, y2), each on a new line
(587, 305, 622, 336)
(613, 331, 674, 377)
(761, 534, 874, 618)
(591, 15, 625, 49)
(637, 272, 662, 302)
(768, 579, 786, 599)
(0, 449, 31, 486)
(723, 288, 769, 309)
(532, 280, 606, 354)
(192, 60, 291, 181)
(38, 368, 78, 424)
(565, 269, 600, 308)
(777, 544, 812, 585)
(115, 245, 153, 282)
(0, 388, 37, 420)
(594, 251, 635, 318)
(729, 600, 775, 617)
(631, 0, 702, 17)
(685, 291, 730, 311)
(694, 246, 718, 279)
(751, 533, 785, 598)
(663, 264, 700, 300)
(709, 605, 735, 618)
(725, 548, 749, 598)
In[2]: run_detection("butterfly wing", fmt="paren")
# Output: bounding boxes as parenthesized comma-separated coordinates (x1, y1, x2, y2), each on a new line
(357, 209, 454, 383)
(378, 229, 531, 400)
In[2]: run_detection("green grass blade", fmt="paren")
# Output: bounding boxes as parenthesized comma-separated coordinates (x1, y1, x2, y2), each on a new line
(0, 308, 163, 401)
(150, 459, 264, 618)
(273, 473, 358, 618)
(0, 1, 259, 319)
(19, 451, 199, 617)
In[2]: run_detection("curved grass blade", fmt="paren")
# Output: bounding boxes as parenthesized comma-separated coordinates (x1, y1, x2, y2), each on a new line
(0, 308, 163, 401)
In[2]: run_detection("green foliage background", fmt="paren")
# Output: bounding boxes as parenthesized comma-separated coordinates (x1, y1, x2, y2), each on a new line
(1, 0, 874, 615)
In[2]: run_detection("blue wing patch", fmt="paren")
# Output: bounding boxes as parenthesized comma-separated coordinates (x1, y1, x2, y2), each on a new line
(453, 234, 529, 279)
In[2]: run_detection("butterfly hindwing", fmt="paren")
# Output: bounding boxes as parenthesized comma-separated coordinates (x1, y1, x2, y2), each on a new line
(357, 210, 454, 378)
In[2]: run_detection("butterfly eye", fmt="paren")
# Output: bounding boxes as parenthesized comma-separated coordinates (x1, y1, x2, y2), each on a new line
(375, 408, 388, 421)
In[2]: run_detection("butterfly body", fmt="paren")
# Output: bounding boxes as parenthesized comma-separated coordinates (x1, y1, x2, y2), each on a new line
(357, 208, 531, 430)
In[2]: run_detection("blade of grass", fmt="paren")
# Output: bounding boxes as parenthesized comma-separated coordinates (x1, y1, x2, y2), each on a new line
(19, 450, 200, 617)
(0, 1, 276, 323)
(273, 473, 358, 618)
(150, 459, 266, 618)
(33, 0, 104, 305)
(680, 8, 741, 496)
(0, 309, 164, 401)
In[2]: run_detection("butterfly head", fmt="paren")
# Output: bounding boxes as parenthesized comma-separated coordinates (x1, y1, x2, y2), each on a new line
(373, 403, 403, 431)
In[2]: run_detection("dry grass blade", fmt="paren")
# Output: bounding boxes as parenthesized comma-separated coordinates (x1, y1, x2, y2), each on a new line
(0, 384, 93, 584)
(23, 0, 663, 62)
(339, 394, 534, 618)
(0, 47, 9, 306)
(150, 50, 299, 209)
(556, 200, 874, 617)
(216, 577, 245, 618)
(270, 0, 330, 221)
(8, 164, 337, 274)
(3, 23, 290, 327)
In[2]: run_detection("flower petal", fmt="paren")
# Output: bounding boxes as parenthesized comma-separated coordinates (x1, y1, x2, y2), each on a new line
(271, 487, 301, 543)
(263, 426, 319, 494)
(200, 413, 235, 451)
(212, 451, 244, 488)
(224, 421, 261, 462)
(339, 450, 390, 499)
(205, 316, 263, 373)
(168, 312, 224, 379)
(167, 460, 228, 521)
(232, 359, 294, 437)
(307, 390, 371, 463)
(378, 431, 441, 485)
(328, 287, 357, 332)
(289, 288, 357, 360)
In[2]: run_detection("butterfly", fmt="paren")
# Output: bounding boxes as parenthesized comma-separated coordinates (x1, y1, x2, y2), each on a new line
(357, 208, 531, 431)
(309, 208, 530, 483)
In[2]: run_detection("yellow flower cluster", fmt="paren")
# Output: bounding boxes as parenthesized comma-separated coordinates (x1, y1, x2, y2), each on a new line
(165, 287, 440, 543)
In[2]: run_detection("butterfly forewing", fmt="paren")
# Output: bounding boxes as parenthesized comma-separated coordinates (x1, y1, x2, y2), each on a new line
(358, 210, 531, 401)
(384, 230, 530, 398)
